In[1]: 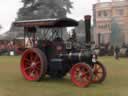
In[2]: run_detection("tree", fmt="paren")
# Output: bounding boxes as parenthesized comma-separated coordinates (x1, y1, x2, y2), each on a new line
(17, 0, 73, 20)
(0, 25, 2, 31)
(0, 25, 2, 29)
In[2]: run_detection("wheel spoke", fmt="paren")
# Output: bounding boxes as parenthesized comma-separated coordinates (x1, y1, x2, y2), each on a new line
(34, 55, 39, 61)
(81, 69, 89, 76)
(30, 70, 35, 77)
(30, 56, 33, 61)
(30, 52, 35, 61)
(35, 66, 40, 71)
(96, 66, 101, 70)
(35, 70, 40, 78)
(25, 62, 31, 66)
(83, 76, 89, 82)
(24, 58, 31, 63)
(95, 74, 101, 80)
(93, 64, 97, 71)
(36, 61, 41, 65)
(76, 67, 80, 72)
(95, 64, 99, 69)
(25, 66, 31, 71)
(97, 71, 103, 74)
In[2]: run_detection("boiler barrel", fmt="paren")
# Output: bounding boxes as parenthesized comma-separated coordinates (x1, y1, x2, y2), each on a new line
(59, 52, 92, 63)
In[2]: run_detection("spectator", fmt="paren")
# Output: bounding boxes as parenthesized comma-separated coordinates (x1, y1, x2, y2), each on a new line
(114, 46, 120, 60)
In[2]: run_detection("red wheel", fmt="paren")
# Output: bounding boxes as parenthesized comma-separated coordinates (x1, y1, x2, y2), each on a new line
(70, 63, 93, 87)
(20, 48, 47, 81)
(92, 61, 106, 83)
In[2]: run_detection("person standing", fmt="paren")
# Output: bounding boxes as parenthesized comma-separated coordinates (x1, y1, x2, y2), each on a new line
(114, 46, 120, 60)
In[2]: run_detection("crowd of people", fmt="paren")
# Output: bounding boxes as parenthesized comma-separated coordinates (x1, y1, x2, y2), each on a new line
(0, 40, 24, 55)
(0, 39, 128, 59)
(94, 44, 128, 59)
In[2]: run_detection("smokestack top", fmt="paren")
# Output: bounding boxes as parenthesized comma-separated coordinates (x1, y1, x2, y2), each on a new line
(84, 15, 91, 21)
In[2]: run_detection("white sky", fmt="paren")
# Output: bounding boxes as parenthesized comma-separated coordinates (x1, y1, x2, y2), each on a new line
(0, 0, 111, 34)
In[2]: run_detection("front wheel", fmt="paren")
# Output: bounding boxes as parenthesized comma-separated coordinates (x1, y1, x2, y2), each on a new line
(92, 61, 107, 83)
(70, 63, 93, 87)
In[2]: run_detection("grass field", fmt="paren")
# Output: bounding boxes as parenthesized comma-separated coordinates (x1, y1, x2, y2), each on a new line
(0, 56, 128, 96)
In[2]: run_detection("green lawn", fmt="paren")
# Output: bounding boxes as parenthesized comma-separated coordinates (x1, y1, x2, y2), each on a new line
(0, 56, 128, 96)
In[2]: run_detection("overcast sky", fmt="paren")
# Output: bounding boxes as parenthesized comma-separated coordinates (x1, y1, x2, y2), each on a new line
(0, 0, 111, 34)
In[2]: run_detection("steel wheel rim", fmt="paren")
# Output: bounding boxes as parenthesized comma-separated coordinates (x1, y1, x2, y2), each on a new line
(21, 49, 43, 81)
(70, 64, 92, 87)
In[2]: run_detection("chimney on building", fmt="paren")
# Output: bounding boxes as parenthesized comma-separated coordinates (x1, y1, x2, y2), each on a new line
(97, 0, 100, 3)
(112, 0, 122, 2)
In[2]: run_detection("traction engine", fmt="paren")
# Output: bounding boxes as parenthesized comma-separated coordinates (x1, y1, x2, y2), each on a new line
(14, 15, 107, 87)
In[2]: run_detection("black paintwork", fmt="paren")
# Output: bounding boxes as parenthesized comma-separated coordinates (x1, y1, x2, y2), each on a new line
(13, 18, 78, 28)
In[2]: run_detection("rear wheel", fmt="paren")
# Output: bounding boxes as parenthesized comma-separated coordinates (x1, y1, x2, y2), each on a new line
(92, 61, 106, 83)
(70, 63, 93, 87)
(20, 48, 47, 81)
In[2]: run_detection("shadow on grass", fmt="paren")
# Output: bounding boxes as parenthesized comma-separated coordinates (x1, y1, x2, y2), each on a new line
(37, 77, 104, 88)
(40, 77, 72, 85)
(18, 74, 106, 89)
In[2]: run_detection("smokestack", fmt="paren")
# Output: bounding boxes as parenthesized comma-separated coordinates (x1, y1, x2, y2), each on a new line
(84, 15, 91, 47)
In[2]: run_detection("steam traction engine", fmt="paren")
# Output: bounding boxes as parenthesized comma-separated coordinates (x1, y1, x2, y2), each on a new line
(13, 15, 106, 87)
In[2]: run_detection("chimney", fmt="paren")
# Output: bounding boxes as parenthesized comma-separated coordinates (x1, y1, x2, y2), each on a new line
(84, 15, 91, 48)
(97, 0, 101, 3)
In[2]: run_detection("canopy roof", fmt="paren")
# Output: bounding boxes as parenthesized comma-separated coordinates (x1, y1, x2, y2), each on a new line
(13, 18, 78, 28)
